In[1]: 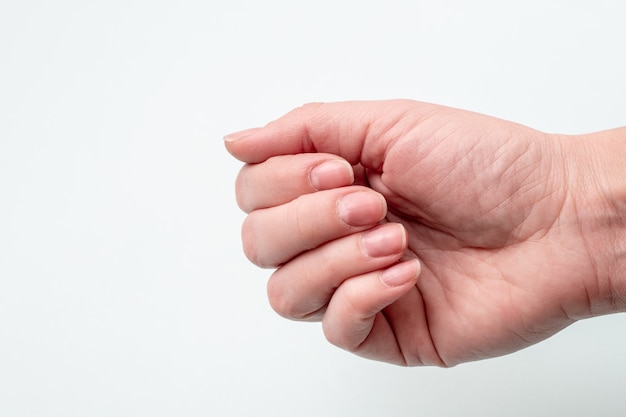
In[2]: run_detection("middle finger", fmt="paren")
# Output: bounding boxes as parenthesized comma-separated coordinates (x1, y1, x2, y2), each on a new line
(241, 185, 387, 268)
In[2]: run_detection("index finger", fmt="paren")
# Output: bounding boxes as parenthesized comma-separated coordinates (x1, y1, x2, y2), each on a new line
(236, 153, 354, 213)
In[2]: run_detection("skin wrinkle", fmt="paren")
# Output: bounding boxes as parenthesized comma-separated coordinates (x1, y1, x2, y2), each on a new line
(464, 270, 525, 348)
(429, 268, 480, 362)
(364, 108, 415, 171)
(508, 286, 573, 344)
(357, 120, 372, 172)
(301, 115, 318, 155)
(359, 310, 408, 366)
(384, 207, 452, 252)
(283, 236, 358, 320)
(571, 194, 602, 318)
(419, 243, 563, 362)
(556, 137, 606, 317)
(524, 231, 592, 319)
(390, 114, 458, 185)
(385, 180, 453, 233)
(392, 128, 534, 242)
(383, 283, 443, 367)
(343, 104, 374, 167)
(325, 279, 373, 350)
(594, 187, 626, 312)
(477, 140, 561, 246)
(293, 103, 326, 157)
(433, 143, 477, 193)
(508, 327, 536, 346)
(292, 196, 312, 250)
(413, 296, 445, 367)
(479, 183, 550, 247)
(475, 144, 531, 206)
(379, 309, 410, 367)
(491, 143, 533, 187)
(315, 103, 373, 165)
(290, 256, 333, 320)
(418, 251, 471, 295)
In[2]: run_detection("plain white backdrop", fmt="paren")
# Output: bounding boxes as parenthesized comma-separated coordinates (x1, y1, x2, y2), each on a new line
(1, 1, 625, 416)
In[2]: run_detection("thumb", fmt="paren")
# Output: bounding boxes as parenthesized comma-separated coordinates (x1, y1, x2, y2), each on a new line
(223, 100, 432, 168)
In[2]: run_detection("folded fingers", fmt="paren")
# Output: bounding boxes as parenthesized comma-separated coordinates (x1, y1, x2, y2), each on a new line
(267, 221, 421, 365)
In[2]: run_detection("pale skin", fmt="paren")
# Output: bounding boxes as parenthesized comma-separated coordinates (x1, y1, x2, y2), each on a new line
(224, 100, 626, 367)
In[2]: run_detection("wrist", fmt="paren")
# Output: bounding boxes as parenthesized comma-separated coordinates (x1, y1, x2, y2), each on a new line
(562, 127, 626, 315)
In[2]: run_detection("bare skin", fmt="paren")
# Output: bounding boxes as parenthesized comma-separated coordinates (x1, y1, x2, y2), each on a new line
(225, 100, 626, 366)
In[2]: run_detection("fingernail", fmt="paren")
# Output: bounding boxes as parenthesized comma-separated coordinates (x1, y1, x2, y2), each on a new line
(361, 224, 406, 257)
(310, 160, 354, 190)
(380, 259, 420, 287)
(223, 127, 262, 142)
(337, 191, 386, 227)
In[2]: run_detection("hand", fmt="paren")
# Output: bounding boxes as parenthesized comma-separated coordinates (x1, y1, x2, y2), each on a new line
(225, 100, 623, 366)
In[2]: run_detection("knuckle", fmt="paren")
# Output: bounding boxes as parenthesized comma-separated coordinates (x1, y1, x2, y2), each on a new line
(241, 215, 276, 268)
(266, 276, 295, 318)
(322, 321, 352, 351)
(267, 271, 317, 320)
(267, 275, 304, 320)
(241, 230, 260, 266)
(292, 197, 316, 243)
(234, 169, 252, 213)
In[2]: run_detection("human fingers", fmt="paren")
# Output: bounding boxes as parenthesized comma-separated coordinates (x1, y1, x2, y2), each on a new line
(242, 186, 387, 268)
(267, 222, 408, 321)
(322, 259, 421, 365)
(236, 153, 354, 213)
(223, 100, 437, 165)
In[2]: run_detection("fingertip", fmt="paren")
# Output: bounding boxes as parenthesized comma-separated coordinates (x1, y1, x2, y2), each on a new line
(337, 190, 387, 227)
(380, 259, 421, 287)
(223, 127, 267, 162)
(360, 223, 407, 258)
(223, 120, 316, 163)
(309, 159, 354, 190)
(223, 127, 263, 143)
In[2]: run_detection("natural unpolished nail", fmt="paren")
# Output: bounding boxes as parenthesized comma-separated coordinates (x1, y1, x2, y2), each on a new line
(310, 160, 354, 190)
(337, 192, 386, 226)
(361, 224, 405, 257)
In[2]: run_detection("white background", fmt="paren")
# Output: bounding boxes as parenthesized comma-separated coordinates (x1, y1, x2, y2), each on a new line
(1, 1, 625, 416)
